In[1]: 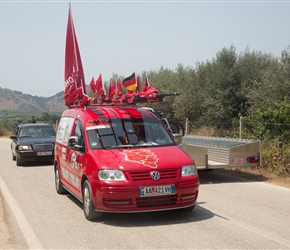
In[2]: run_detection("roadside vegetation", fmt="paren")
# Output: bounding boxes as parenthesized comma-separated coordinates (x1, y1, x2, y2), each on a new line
(1, 45, 290, 184)
(142, 45, 290, 182)
(0, 111, 60, 136)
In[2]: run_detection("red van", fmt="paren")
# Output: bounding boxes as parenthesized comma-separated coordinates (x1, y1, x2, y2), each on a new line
(54, 105, 199, 220)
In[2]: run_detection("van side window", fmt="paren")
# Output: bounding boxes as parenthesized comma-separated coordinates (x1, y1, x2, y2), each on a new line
(73, 120, 85, 151)
(56, 117, 74, 145)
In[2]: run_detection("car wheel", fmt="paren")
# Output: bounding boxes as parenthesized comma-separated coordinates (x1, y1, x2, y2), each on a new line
(16, 155, 23, 166)
(83, 180, 102, 221)
(55, 165, 67, 194)
(11, 151, 16, 161)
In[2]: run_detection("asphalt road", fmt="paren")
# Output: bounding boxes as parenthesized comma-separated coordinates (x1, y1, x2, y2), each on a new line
(0, 137, 290, 249)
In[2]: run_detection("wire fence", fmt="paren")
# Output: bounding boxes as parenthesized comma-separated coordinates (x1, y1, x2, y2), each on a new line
(184, 117, 290, 142)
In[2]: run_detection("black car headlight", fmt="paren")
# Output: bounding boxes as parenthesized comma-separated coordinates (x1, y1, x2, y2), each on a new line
(17, 145, 32, 151)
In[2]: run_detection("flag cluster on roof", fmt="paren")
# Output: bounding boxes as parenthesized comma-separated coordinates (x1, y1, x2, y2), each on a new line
(64, 5, 180, 108)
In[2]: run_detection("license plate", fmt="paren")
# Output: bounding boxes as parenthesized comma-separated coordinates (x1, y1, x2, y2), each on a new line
(140, 185, 175, 197)
(230, 158, 247, 164)
(36, 151, 52, 156)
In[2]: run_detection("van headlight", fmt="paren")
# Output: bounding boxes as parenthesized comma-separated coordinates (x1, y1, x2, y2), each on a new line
(18, 145, 32, 151)
(98, 170, 126, 181)
(182, 164, 197, 176)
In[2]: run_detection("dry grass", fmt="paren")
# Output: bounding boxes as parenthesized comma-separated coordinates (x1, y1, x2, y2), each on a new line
(224, 167, 290, 189)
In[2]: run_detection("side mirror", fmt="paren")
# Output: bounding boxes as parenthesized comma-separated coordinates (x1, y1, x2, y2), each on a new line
(10, 135, 17, 140)
(173, 134, 182, 145)
(68, 136, 83, 151)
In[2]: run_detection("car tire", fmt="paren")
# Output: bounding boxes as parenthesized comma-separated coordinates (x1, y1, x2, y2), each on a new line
(83, 180, 102, 221)
(55, 165, 67, 194)
(12, 151, 16, 161)
(16, 155, 23, 166)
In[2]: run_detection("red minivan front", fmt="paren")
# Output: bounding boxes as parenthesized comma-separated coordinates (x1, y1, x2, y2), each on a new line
(54, 106, 199, 220)
(89, 146, 199, 212)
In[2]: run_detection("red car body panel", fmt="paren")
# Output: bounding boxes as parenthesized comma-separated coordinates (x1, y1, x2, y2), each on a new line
(54, 106, 199, 213)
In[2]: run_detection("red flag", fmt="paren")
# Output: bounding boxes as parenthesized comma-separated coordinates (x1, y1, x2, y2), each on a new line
(143, 75, 150, 92)
(95, 74, 103, 97)
(64, 6, 86, 95)
(108, 81, 116, 99)
(123, 72, 137, 91)
(101, 82, 107, 98)
(117, 79, 123, 97)
(95, 75, 106, 98)
(136, 75, 140, 94)
(89, 77, 96, 93)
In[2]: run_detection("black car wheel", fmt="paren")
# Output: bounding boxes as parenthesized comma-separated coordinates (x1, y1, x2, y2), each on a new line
(16, 155, 23, 166)
(11, 149, 16, 161)
(83, 180, 102, 221)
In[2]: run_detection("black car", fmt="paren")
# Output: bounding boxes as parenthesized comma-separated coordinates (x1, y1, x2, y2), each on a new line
(10, 123, 56, 166)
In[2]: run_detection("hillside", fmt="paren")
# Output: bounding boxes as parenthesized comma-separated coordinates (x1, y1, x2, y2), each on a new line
(0, 87, 66, 112)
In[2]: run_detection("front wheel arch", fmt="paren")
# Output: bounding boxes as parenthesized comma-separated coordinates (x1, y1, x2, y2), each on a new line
(82, 180, 102, 221)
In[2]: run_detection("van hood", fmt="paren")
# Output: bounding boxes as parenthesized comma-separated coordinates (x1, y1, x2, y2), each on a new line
(92, 146, 193, 171)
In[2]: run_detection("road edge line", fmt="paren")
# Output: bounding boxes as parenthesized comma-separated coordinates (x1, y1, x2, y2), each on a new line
(0, 175, 43, 249)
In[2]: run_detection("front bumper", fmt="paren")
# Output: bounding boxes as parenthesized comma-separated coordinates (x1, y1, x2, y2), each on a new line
(16, 150, 54, 162)
(91, 176, 199, 212)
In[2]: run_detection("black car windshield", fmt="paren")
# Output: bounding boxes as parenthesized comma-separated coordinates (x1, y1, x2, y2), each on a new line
(86, 118, 175, 149)
(19, 126, 56, 138)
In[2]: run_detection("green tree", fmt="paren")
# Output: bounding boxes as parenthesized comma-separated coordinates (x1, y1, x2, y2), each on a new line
(239, 49, 286, 117)
(172, 64, 200, 123)
(195, 46, 247, 128)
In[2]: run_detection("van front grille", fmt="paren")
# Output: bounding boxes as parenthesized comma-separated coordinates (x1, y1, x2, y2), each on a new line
(129, 169, 179, 181)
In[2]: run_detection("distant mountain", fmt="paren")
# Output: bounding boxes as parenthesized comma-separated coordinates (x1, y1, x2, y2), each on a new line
(0, 87, 66, 112)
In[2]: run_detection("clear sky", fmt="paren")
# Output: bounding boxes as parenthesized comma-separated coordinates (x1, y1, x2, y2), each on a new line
(0, 0, 290, 97)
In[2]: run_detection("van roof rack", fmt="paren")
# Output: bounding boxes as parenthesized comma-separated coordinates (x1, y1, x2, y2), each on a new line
(65, 84, 181, 108)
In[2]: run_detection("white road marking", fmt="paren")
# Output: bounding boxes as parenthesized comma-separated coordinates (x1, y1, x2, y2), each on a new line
(0, 175, 43, 249)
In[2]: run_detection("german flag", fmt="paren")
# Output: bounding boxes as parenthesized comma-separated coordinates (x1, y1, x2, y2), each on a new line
(122, 72, 137, 91)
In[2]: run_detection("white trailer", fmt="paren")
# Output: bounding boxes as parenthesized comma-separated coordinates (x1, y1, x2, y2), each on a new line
(180, 135, 261, 169)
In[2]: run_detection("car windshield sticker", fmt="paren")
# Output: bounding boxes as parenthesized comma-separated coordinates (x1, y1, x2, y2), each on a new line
(120, 149, 159, 168)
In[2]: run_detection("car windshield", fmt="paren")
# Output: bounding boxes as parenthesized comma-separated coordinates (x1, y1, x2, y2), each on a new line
(19, 126, 56, 138)
(86, 118, 175, 149)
